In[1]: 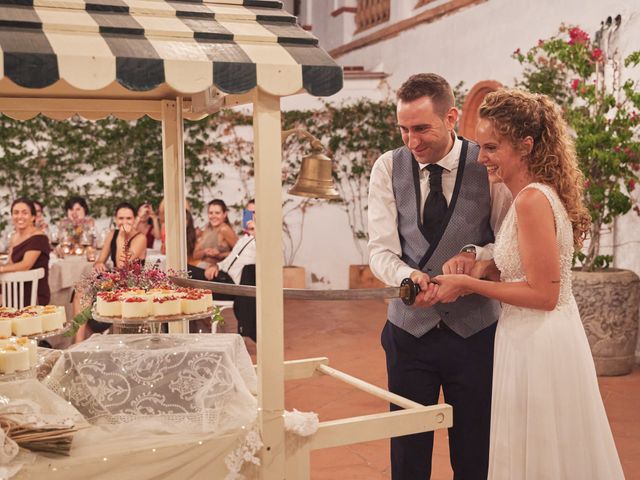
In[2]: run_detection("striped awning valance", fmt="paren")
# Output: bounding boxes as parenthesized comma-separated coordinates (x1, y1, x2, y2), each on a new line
(0, 0, 343, 98)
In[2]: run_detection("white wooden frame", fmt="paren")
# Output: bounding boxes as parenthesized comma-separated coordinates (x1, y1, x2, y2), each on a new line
(0, 94, 452, 479)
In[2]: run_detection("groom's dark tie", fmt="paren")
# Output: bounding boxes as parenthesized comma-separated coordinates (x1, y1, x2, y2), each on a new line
(423, 164, 447, 244)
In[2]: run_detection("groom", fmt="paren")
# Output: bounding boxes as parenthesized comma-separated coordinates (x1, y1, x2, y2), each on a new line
(367, 73, 510, 479)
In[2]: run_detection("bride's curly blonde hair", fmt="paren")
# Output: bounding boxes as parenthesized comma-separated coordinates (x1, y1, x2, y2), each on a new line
(478, 89, 591, 249)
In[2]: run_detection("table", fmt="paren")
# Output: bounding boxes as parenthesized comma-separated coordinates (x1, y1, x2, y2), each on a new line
(48, 255, 93, 319)
(44, 333, 257, 428)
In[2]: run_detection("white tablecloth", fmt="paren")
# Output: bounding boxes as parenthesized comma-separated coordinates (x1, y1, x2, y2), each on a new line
(44, 333, 257, 430)
(48, 256, 92, 317)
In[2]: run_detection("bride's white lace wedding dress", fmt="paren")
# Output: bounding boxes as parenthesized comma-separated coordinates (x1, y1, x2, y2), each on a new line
(489, 182, 625, 479)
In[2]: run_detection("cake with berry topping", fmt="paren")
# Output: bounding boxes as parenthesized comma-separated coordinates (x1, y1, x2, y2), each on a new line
(96, 292, 123, 317)
(152, 295, 182, 317)
(121, 296, 152, 318)
(181, 290, 213, 314)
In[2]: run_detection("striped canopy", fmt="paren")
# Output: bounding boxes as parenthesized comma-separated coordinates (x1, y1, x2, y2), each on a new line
(0, 0, 343, 100)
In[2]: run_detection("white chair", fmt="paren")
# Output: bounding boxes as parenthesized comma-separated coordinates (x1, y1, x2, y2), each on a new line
(0, 268, 45, 309)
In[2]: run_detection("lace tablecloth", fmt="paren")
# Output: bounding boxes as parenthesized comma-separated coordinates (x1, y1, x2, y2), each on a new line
(43, 333, 257, 434)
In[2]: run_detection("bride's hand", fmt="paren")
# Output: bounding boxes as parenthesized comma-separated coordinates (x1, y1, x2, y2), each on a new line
(433, 274, 470, 303)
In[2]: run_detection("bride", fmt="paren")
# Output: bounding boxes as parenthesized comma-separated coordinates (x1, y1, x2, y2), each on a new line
(434, 89, 625, 479)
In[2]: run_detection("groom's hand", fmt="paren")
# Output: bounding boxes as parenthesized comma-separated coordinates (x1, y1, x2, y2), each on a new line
(410, 271, 439, 307)
(442, 252, 475, 275)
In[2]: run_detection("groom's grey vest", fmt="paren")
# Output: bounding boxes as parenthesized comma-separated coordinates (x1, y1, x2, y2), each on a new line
(388, 139, 501, 338)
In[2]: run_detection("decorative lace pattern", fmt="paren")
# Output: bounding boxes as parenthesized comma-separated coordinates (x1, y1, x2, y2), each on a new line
(44, 334, 257, 433)
(224, 426, 263, 480)
(494, 183, 574, 307)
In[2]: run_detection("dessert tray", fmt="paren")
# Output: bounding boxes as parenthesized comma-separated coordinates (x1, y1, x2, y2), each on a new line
(91, 307, 214, 325)
(27, 324, 71, 340)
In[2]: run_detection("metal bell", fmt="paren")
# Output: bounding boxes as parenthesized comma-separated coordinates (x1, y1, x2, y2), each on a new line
(288, 150, 341, 199)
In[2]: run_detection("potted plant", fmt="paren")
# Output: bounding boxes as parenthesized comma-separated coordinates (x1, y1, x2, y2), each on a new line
(514, 21, 640, 375)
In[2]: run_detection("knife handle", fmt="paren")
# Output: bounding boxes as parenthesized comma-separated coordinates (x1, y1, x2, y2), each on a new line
(400, 277, 421, 305)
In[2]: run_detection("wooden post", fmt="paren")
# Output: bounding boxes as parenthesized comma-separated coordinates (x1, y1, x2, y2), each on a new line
(161, 98, 188, 334)
(253, 88, 286, 479)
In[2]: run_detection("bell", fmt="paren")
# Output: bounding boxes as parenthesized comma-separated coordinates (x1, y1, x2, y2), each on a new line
(288, 150, 341, 199)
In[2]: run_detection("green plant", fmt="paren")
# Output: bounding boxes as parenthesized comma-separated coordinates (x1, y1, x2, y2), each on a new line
(514, 23, 640, 271)
(281, 100, 402, 263)
(0, 115, 216, 231)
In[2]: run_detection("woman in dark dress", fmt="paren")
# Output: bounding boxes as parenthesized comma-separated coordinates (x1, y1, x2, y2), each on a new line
(0, 198, 51, 305)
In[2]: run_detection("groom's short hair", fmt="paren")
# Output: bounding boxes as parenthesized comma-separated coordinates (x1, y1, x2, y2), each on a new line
(397, 73, 455, 117)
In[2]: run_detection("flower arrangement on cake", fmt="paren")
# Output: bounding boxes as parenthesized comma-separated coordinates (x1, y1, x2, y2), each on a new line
(66, 256, 223, 336)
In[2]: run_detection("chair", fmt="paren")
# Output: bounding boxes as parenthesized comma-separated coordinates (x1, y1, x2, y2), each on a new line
(0, 268, 45, 309)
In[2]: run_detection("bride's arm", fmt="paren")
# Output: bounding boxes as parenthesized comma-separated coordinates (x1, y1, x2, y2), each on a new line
(438, 189, 561, 310)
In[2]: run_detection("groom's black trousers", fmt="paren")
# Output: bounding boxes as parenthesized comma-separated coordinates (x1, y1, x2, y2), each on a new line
(382, 320, 496, 480)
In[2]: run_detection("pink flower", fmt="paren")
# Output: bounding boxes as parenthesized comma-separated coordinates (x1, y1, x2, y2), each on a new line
(591, 48, 603, 61)
(629, 179, 637, 191)
(631, 111, 639, 124)
(568, 27, 589, 45)
(513, 48, 521, 56)
(571, 79, 580, 91)
(538, 39, 545, 47)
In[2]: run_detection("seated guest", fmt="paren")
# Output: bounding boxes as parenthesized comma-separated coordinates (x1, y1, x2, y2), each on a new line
(93, 202, 147, 273)
(0, 198, 51, 306)
(204, 216, 256, 341)
(193, 199, 238, 267)
(204, 217, 255, 285)
(134, 202, 161, 249)
(57, 196, 95, 246)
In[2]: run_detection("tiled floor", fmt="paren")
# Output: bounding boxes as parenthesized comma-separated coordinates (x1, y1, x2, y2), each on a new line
(226, 298, 639, 479)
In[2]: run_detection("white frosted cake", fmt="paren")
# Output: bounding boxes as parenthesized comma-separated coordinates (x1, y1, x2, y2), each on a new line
(0, 319, 11, 339)
(152, 295, 182, 317)
(96, 292, 123, 317)
(15, 337, 37, 366)
(0, 345, 30, 374)
(121, 296, 152, 318)
(181, 291, 212, 314)
(40, 305, 66, 331)
(12, 312, 43, 336)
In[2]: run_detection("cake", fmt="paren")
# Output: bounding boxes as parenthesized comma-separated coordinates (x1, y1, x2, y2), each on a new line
(12, 311, 43, 336)
(96, 292, 123, 317)
(0, 319, 11, 339)
(152, 295, 182, 317)
(40, 305, 66, 331)
(121, 296, 152, 318)
(15, 337, 37, 366)
(181, 291, 212, 314)
(147, 288, 176, 299)
(0, 345, 30, 374)
(197, 289, 214, 311)
(118, 288, 147, 298)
